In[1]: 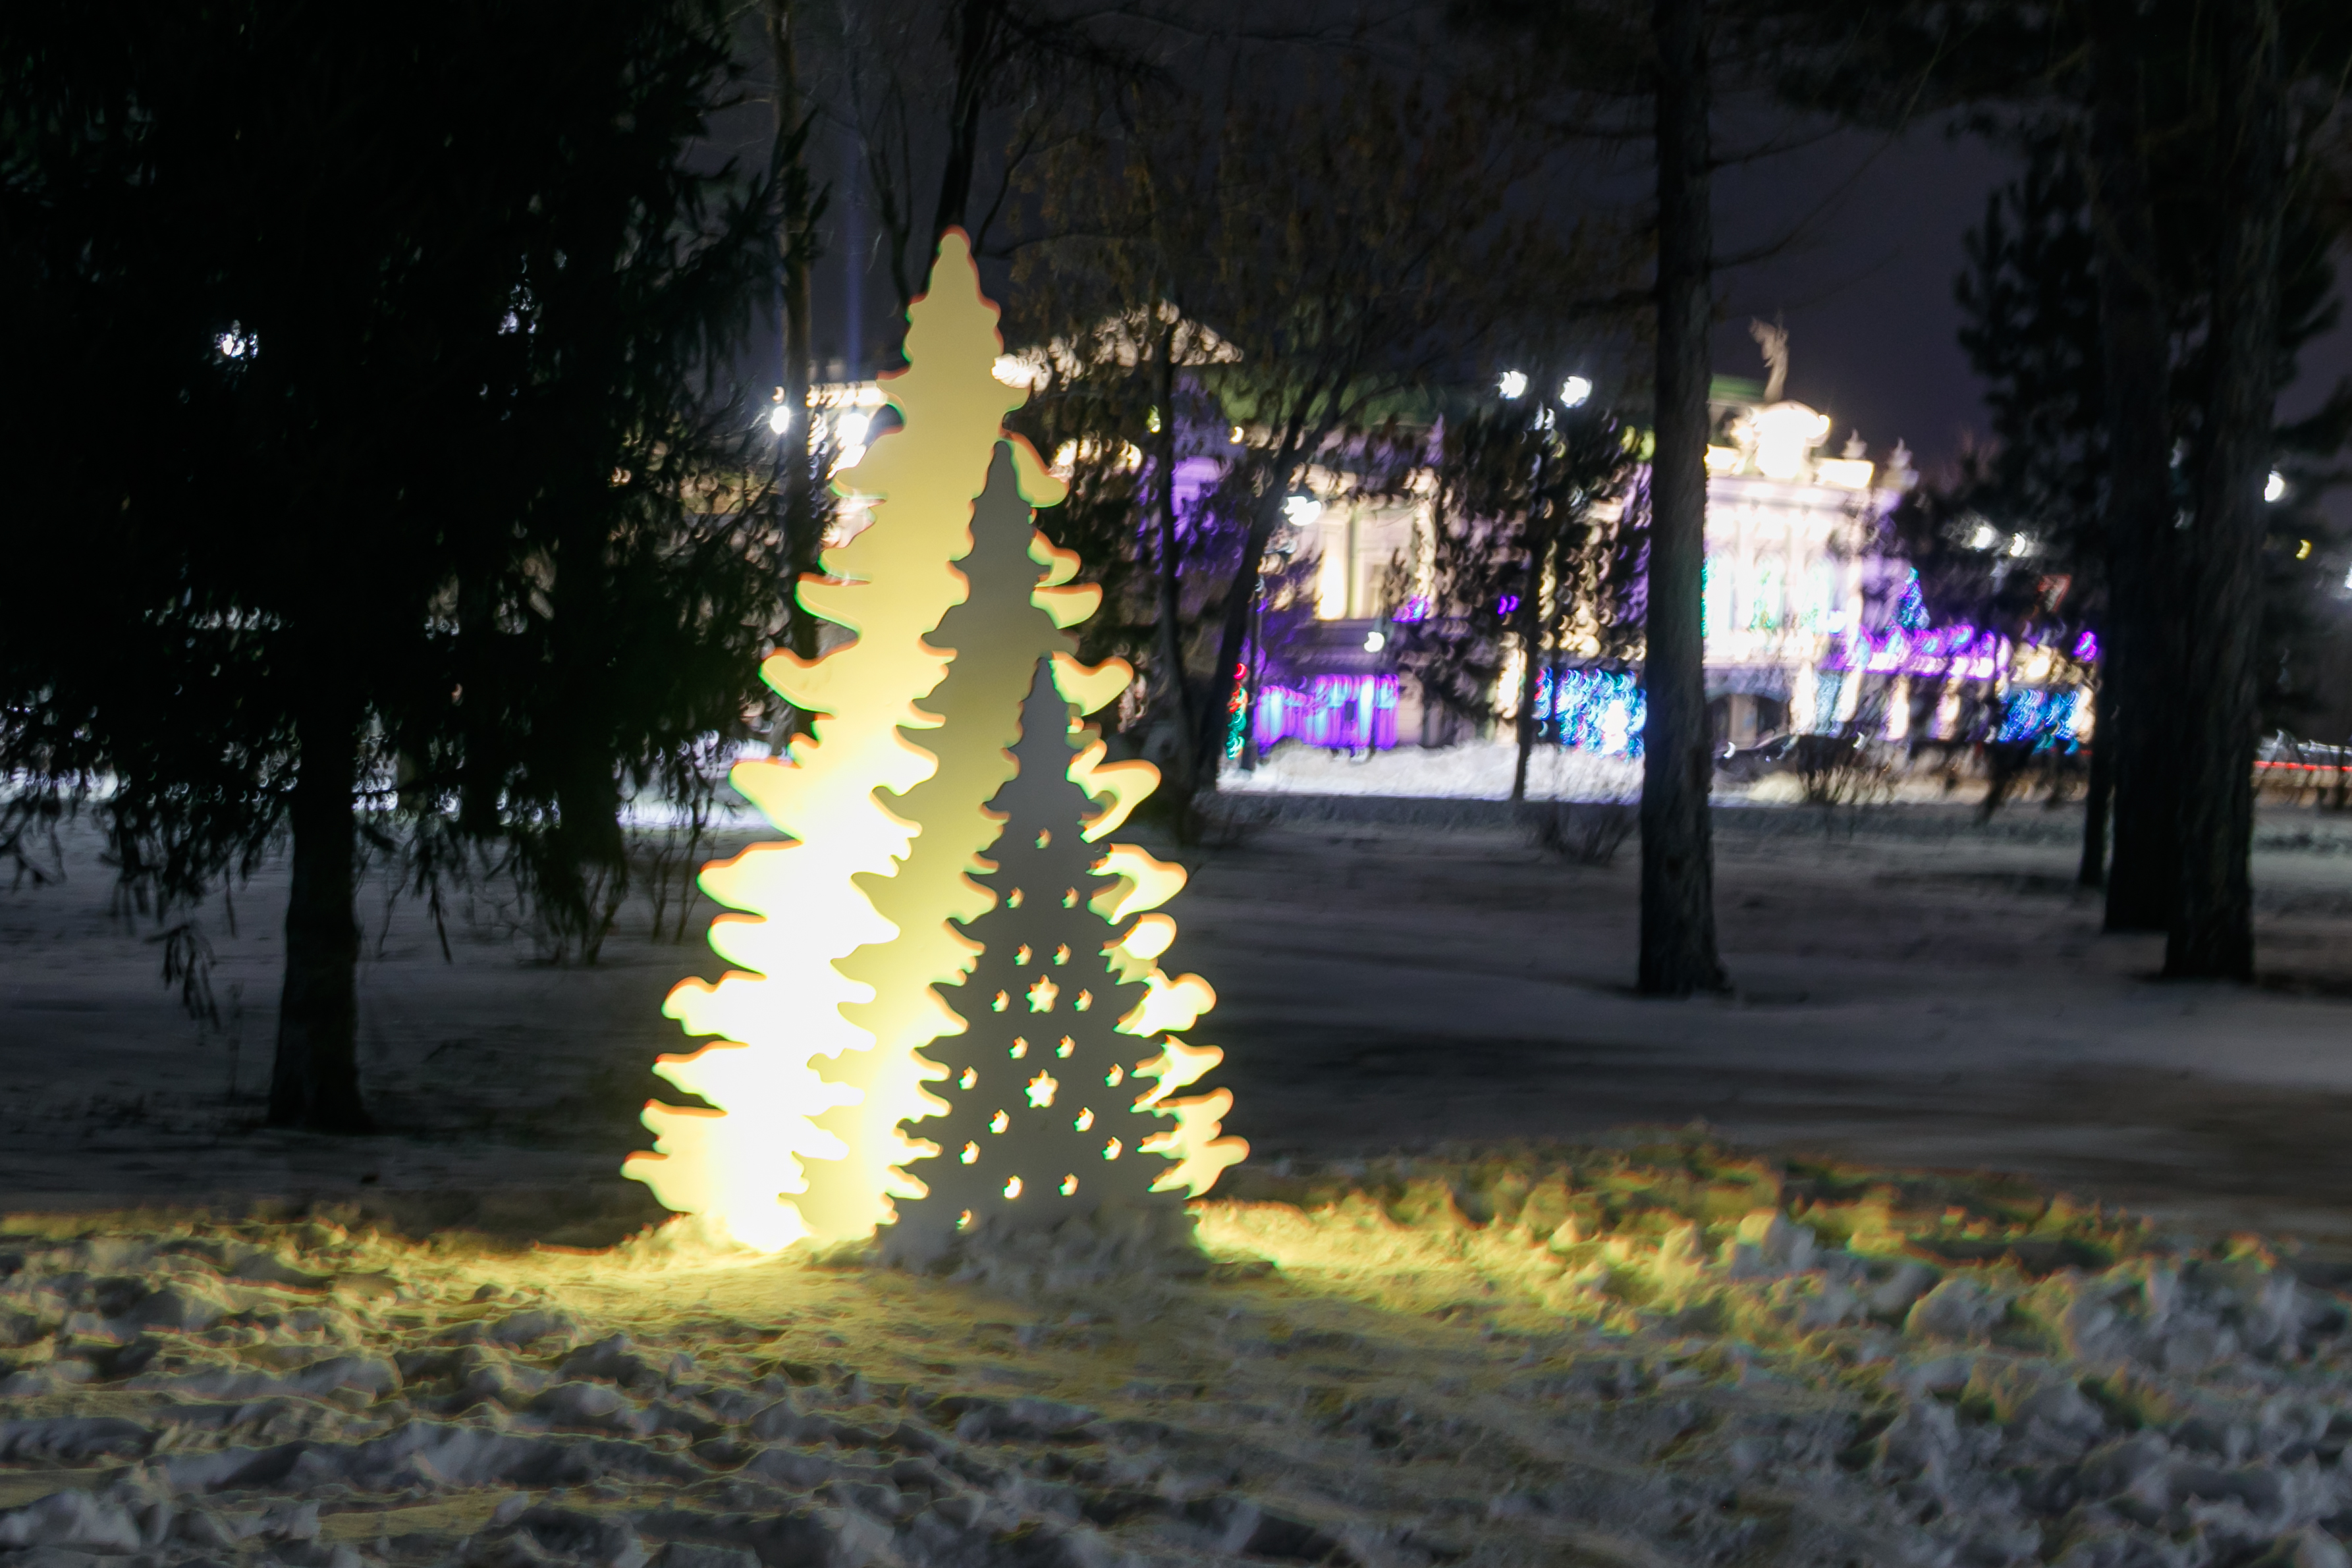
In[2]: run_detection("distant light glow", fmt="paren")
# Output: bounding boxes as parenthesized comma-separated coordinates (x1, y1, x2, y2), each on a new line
(1251, 674, 1398, 752)
(1559, 375, 1592, 407)
(1539, 668, 1646, 757)
(833, 411, 871, 449)
(214, 326, 256, 361)
(1392, 596, 1432, 623)
(1283, 495, 1324, 526)
(1997, 688, 2081, 746)
(2073, 629, 2100, 662)
(767, 404, 792, 435)
(1969, 522, 2000, 551)
(1498, 370, 1529, 400)
(1362, 630, 1386, 652)
(2266, 471, 2287, 504)
(1750, 402, 1831, 481)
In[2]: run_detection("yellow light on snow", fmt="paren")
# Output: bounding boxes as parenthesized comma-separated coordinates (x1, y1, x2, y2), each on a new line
(624, 234, 1245, 1253)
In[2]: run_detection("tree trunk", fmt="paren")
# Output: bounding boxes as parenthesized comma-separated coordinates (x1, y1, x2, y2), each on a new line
(269, 703, 369, 1131)
(2086, 0, 2183, 934)
(1151, 325, 1198, 805)
(931, 0, 1000, 241)
(1511, 497, 1550, 804)
(2078, 676, 2114, 888)
(769, 0, 823, 729)
(2166, 0, 2281, 980)
(1638, 0, 1726, 996)
(1198, 427, 1307, 786)
(456, 570, 503, 837)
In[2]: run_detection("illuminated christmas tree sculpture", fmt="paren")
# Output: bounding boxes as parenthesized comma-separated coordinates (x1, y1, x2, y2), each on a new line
(622, 233, 1244, 1253)
(887, 662, 1222, 1258)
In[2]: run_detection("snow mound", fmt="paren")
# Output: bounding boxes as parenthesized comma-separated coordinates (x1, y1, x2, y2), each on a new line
(8, 1140, 2352, 1567)
(1226, 740, 1643, 802)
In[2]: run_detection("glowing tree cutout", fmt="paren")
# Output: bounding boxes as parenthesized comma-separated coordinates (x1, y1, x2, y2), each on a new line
(623, 233, 1244, 1253)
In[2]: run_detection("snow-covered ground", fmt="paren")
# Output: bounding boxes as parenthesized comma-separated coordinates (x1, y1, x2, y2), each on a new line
(1224, 740, 1645, 803)
(1224, 737, 2002, 806)
(11, 1143, 2352, 1568)
(11, 804, 2352, 1565)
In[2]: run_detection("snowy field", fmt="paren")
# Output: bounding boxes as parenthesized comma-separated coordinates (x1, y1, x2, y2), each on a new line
(10, 802, 2352, 1565)
(1222, 737, 1996, 805)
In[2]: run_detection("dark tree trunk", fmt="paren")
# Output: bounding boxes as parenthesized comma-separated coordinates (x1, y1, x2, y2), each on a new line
(1511, 489, 1550, 804)
(1198, 423, 1308, 785)
(931, 0, 1000, 241)
(769, 0, 823, 729)
(2079, 676, 2114, 888)
(1151, 326, 1198, 805)
(2087, 0, 2183, 934)
(1637, 0, 1725, 996)
(2167, 0, 2281, 980)
(456, 572, 503, 837)
(269, 704, 369, 1131)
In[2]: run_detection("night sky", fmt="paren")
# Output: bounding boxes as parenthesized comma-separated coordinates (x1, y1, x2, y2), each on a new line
(752, 90, 2351, 522)
(1709, 119, 2352, 518)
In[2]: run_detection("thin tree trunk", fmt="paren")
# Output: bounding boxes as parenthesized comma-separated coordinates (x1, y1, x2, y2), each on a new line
(2087, 0, 2183, 934)
(2079, 675, 2114, 888)
(1199, 422, 1309, 784)
(2167, 0, 2281, 980)
(1511, 490, 1550, 803)
(931, 0, 1000, 240)
(1638, 0, 1725, 996)
(1151, 323, 1198, 805)
(269, 703, 369, 1131)
(456, 572, 502, 836)
(769, 0, 823, 730)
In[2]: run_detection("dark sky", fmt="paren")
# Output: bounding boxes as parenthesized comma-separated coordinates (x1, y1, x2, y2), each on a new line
(758, 77, 2350, 518)
(1707, 119, 2352, 509)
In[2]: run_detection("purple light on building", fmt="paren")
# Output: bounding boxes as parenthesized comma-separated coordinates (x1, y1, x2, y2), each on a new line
(1253, 675, 1398, 751)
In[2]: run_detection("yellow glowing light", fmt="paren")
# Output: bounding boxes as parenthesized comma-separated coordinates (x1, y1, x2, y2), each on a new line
(1008, 1037, 1028, 1058)
(990, 1109, 1009, 1134)
(959, 1142, 978, 1164)
(1060, 1174, 1078, 1195)
(1053, 944, 1070, 965)
(1056, 1035, 1074, 1058)
(1026, 1071, 1059, 1108)
(1026, 975, 1060, 1012)
(1004, 1176, 1022, 1199)
(956, 1208, 972, 1230)
(626, 232, 1244, 1253)
(1074, 1108, 1095, 1131)
(1105, 1065, 1125, 1087)
(1014, 944, 1033, 966)
(1104, 1138, 1122, 1159)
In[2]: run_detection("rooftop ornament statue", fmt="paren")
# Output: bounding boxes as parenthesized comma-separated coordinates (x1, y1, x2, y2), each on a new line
(622, 233, 1244, 1258)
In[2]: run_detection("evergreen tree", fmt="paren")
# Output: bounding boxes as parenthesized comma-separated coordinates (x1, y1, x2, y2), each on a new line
(0, 0, 782, 1129)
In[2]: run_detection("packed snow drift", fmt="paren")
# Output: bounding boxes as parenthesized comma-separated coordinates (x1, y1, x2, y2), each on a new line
(10, 1137, 2352, 1567)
